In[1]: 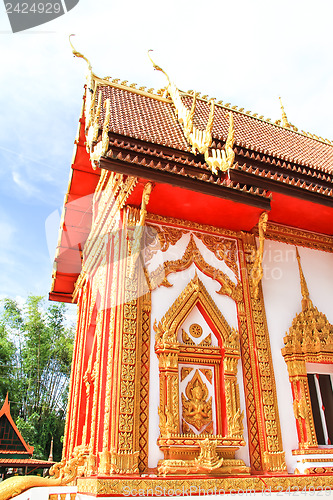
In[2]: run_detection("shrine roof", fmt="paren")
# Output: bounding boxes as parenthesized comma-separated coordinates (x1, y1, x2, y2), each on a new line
(96, 81, 333, 174)
(0, 396, 34, 456)
(0, 458, 54, 467)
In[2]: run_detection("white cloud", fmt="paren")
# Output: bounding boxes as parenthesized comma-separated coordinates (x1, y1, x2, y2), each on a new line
(12, 171, 39, 196)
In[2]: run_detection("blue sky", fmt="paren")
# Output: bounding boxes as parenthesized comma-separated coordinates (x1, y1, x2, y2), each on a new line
(0, 0, 333, 308)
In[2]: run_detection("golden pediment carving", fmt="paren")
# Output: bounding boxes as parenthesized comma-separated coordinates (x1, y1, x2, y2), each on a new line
(146, 224, 239, 278)
(154, 275, 239, 350)
(149, 235, 242, 302)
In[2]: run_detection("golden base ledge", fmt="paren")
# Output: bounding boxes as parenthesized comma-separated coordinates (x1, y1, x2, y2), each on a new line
(292, 448, 333, 455)
(77, 474, 333, 496)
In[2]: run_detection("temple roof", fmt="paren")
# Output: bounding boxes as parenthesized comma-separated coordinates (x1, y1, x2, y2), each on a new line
(97, 83, 333, 174)
(49, 54, 333, 303)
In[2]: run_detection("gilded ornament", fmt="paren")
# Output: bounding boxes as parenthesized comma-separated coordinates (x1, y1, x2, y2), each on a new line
(181, 366, 193, 381)
(198, 334, 212, 347)
(251, 211, 268, 298)
(193, 231, 239, 278)
(282, 247, 333, 453)
(189, 323, 203, 338)
(149, 235, 242, 302)
(182, 370, 213, 433)
(128, 182, 153, 277)
(181, 329, 195, 345)
(148, 52, 236, 173)
(155, 275, 244, 464)
(77, 474, 333, 496)
(0, 447, 87, 500)
(204, 112, 235, 174)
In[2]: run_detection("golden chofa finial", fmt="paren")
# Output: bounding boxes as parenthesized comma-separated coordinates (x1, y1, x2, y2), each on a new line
(147, 49, 171, 84)
(69, 34, 92, 72)
(279, 96, 291, 128)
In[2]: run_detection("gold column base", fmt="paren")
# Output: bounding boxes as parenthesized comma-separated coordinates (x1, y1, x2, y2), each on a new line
(263, 451, 287, 473)
(158, 458, 250, 476)
(110, 450, 139, 474)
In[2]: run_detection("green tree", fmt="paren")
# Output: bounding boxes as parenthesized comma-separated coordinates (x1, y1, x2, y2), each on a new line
(0, 296, 74, 462)
(0, 322, 16, 401)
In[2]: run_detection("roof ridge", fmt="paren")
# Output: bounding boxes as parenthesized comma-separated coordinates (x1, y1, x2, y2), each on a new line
(94, 75, 170, 102)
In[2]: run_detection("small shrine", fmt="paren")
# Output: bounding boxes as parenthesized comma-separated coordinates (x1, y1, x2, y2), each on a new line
(0, 396, 53, 479)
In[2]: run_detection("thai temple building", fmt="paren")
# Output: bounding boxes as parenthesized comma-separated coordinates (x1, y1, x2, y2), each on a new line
(48, 45, 333, 496)
(2, 43, 333, 499)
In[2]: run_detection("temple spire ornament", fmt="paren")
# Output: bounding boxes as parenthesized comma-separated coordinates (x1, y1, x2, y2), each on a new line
(69, 34, 93, 72)
(295, 246, 312, 310)
(279, 97, 290, 128)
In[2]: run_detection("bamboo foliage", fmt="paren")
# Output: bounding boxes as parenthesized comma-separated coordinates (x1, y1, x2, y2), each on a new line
(0, 296, 74, 460)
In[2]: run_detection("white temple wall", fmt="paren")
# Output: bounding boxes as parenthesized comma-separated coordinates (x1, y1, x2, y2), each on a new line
(147, 229, 249, 468)
(261, 239, 333, 472)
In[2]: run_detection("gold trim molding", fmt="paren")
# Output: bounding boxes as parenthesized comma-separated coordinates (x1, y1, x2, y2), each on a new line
(77, 474, 333, 496)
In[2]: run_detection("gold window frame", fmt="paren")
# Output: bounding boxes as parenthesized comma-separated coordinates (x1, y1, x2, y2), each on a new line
(154, 275, 245, 466)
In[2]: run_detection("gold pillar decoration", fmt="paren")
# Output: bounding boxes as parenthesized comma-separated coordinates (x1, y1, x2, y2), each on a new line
(128, 182, 153, 276)
(137, 292, 152, 472)
(239, 232, 286, 473)
(224, 329, 244, 439)
(251, 211, 269, 299)
(282, 247, 333, 452)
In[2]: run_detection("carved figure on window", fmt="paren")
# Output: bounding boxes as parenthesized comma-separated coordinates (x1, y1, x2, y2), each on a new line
(182, 370, 212, 432)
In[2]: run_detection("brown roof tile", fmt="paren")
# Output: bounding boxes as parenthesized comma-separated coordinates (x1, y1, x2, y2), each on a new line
(99, 86, 188, 151)
(182, 96, 333, 173)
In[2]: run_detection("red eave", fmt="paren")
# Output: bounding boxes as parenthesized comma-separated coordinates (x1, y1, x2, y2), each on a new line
(126, 179, 265, 231)
(49, 115, 100, 303)
(269, 191, 333, 234)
